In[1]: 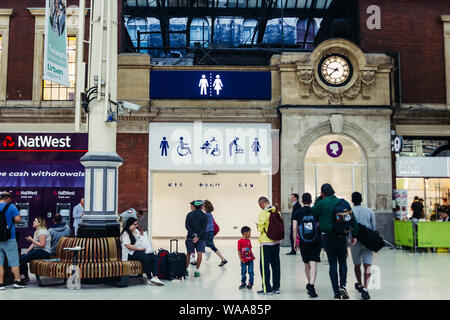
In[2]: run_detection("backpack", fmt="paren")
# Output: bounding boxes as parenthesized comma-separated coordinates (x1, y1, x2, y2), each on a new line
(0, 203, 12, 242)
(298, 213, 318, 243)
(333, 199, 355, 236)
(266, 207, 285, 241)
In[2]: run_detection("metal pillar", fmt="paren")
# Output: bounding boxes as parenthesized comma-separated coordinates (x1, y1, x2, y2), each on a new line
(78, 0, 122, 238)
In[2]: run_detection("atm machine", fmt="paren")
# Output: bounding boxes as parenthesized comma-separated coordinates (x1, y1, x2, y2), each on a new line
(56, 203, 71, 225)
(14, 203, 29, 229)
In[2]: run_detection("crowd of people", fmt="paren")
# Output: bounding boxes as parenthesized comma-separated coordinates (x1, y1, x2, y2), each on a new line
(0, 183, 383, 300)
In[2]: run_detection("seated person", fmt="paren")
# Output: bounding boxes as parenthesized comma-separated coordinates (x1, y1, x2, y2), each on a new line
(438, 207, 450, 222)
(48, 213, 71, 255)
(120, 217, 164, 286)
(20, 217, 52, 283)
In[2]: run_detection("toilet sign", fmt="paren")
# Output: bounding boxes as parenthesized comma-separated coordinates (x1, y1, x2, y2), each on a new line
(326, 141, 343, 158)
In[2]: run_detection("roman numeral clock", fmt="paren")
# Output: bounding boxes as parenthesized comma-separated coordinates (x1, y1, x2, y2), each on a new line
(318, 54, 353, 87)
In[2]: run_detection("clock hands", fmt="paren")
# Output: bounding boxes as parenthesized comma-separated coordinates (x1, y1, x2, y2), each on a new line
(327, 67, 340, 76)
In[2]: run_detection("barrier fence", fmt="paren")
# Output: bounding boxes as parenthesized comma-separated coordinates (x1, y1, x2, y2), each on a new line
(394, 220, 450, 249)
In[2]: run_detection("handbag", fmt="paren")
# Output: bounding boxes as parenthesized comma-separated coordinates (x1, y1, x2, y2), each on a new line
(213, 219, 220, 236)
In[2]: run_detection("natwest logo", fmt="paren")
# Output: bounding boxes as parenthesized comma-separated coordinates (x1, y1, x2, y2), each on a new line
(17, 135, 72, 148)
(2, 136, 15, 148)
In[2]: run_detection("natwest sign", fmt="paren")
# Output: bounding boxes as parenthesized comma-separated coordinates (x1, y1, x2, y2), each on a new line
(0, 133, 87, 152)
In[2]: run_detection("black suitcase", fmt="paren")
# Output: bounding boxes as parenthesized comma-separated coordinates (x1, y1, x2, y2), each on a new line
(167, 239, 186, 280)
(355, 223, 385, 252)
(157, 248, 170, 280)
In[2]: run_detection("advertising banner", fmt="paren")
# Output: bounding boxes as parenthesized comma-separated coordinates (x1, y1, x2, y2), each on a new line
(0, 162, 85, 188)
(396, 157, 449, 178)
(150, 70, 271, 100)
(43, 0, 69, 87)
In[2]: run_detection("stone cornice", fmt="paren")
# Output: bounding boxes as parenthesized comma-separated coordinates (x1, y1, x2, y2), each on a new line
(0, 9, 14, 16)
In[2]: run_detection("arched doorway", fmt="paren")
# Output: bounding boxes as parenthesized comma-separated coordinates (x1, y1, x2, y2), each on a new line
(304, 134, 367, 204)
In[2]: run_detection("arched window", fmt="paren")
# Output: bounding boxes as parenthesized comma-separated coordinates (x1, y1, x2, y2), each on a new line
(242, 19, 257, 45)
(190, 18, 210, 47)
(304, 134, 367, 205)
(296, 18, 316, 49)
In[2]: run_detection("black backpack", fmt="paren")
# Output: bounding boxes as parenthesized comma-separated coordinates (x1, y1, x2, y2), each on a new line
(0, 203, 12, 242)
(298, 214, 318, 243)
(333, 199, 355, 236)
(355, 223, 385, 252)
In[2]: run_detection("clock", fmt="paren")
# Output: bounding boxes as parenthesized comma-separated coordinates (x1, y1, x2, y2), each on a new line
(318, 54, 353, 87)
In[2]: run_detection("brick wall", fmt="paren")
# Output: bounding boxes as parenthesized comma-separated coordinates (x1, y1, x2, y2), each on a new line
(1, 0, 90, 100)
(117, 132, 149, 213)
(359, 0, 447, 104)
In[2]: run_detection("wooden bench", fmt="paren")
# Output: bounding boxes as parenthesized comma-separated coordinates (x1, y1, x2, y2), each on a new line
(29, 237, 143, 287)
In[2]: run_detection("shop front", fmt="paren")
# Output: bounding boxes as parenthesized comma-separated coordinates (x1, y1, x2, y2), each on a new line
(0, 133, 87, 248)
(148, 122, 273, 239)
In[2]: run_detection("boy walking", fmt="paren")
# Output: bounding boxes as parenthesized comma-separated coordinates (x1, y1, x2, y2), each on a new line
(238, 226, 255, 289)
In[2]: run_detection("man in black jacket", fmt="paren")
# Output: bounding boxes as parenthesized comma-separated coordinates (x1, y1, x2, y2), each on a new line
(185, 200, 207, 277)
(287, 194, 301, 255)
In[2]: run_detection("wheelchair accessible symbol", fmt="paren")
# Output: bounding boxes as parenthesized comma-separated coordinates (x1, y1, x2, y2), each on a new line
(177, 137, 192, 156)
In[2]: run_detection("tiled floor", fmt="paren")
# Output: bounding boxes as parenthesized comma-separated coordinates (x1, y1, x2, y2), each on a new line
(2, 239, 450, 300)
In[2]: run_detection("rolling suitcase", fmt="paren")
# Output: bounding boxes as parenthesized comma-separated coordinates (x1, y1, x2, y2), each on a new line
(167, 239, 186, 280)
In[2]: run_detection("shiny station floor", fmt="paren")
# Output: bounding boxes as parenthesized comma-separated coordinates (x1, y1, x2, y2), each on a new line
(2, 239, 450, 300)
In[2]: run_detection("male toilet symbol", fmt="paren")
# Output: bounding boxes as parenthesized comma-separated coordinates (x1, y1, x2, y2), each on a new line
(213, 75, 223, 95)
(199, 74, 209, 95)
(160, 137, 169, 156)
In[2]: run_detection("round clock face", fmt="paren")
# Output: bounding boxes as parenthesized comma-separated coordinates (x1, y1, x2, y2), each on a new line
(319, 55, 353, 86)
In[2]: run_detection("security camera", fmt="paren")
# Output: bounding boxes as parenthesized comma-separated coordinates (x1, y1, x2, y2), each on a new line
(121, 101, 142, 111)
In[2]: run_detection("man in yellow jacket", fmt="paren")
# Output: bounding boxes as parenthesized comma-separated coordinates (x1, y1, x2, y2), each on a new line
(257, 197, 281, 295)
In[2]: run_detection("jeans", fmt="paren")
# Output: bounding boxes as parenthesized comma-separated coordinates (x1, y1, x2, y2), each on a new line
(129, 251, 158, 279)
(323, 234, 348, 294)
(240, 261, 254, 284)
(20, 249, 51, 278)
(205, 231, 218, 252)
(259, 244, 280, 293)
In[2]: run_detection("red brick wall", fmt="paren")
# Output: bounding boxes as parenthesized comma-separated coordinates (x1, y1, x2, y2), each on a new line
(117, 133, 149, 213)
(359, 0, 447, 104)
(1, 0, 91, 100)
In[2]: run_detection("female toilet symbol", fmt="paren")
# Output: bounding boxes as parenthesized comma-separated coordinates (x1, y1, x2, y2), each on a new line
(199, 75, 209, 95)
(213, 75, 223, 95)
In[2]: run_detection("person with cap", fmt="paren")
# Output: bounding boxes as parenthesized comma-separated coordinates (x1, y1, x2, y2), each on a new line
(119, 208, 138, 227)
(185, 200, 208, 277)
(311, 183, 358, 300)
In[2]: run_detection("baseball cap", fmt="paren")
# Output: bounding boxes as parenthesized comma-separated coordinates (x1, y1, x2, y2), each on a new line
(190, 200, 204, 206)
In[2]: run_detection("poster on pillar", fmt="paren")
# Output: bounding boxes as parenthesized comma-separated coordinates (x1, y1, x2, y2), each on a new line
(149, 122, 272, 171)
(43, 0, 70, 87)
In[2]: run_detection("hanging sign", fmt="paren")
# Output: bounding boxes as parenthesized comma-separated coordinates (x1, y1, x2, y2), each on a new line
(43, 0, 70, 87)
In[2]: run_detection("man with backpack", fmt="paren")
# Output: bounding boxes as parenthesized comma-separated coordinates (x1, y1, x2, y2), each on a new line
(350, 192, 375, 300)
(311, 184, 358, 300)
(293, 193, 321, 298)
(0, 192, 27, 289)
(256, 196, 283, 295)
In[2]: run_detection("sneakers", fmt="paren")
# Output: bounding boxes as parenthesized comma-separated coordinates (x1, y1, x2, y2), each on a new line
(0, 283, 5, 291)
(286, 251, 297, 255)
(205, 251, 211, 261)
(355, 282, 364, 293)
(149, 277, 164, 286)
(13, 280, 27, 289)
(339, 287, 349, 300)
(361, 288, 371, 300)
(194, 271, 201, 277)
(185, 270, 189, 277)
(247, 283, 253, 289)
(239, 283, 246, 289)
(218, 260, 228, 267)
(257, 289, 273, 295)
(334, 292, 341, 300)
(306, 284, 318, 298)
(273, 289, 280, 294)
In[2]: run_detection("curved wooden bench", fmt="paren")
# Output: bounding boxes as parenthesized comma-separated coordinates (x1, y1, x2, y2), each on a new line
(30, 237, 143, 287)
